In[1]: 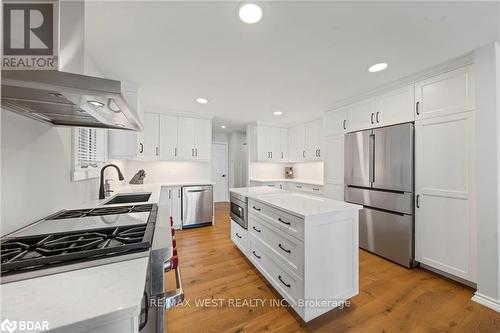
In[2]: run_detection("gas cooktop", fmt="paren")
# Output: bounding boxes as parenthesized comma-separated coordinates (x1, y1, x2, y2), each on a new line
(1, 204, 157, 284)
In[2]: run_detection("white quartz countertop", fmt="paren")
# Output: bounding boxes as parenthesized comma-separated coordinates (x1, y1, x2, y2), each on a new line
(230, 187, 362, 218)
(250, 178, 324, 186)
(1, 180, 213, 331)
(1, 257, 148, 332)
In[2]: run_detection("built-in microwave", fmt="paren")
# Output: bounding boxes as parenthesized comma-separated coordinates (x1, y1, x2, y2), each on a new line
(230, 193, 247, 229)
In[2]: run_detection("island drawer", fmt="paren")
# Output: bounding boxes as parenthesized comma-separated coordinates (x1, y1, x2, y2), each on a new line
(231, 219, 248, 254)
(249, 236, 303, 304)
(249, 215, 303, 278)
(248, 199, 304, 240)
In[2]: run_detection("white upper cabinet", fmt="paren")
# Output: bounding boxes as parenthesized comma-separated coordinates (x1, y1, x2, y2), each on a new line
(138, 112, 160, 160)
(415, 65, 475, 120)
(294, 124, 307, 160)
(306, 118, 323, 160)
(159, 115, 179, 160)
(194, 118, 212, 160)
(288, 127, 297, 161)
(347, 97, 376, 132)
(324, 107, 347, 136)
(375, 84, 415, 127)
(178, 117, 196, 159)
(280, 128, 289, 160)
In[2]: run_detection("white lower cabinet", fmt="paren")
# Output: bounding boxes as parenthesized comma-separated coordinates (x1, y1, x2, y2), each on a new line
(161, 186, 182, 229)
(415, 111, 475, 282)
(231, 219, 248, 254)
(232, 198, 359, 322)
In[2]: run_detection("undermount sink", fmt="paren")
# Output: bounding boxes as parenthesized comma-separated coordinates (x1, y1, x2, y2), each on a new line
(103, 193, 152, 205)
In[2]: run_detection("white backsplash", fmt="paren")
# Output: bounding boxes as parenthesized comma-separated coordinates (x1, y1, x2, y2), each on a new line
(249, 161, 323, 182)
(123, 160, 211, 183)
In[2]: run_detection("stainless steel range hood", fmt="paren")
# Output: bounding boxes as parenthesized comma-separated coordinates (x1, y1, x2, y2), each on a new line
(1, 0, 142, 131)
(2, 70, 142, 131)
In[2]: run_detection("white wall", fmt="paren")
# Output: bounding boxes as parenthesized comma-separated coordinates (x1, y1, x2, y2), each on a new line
(212, 132, 229, 143)
(292, 162, 324, 181)
(472, 42, 500, 311)
(249, 161, 323, 183)
(122, 160, 211, 183)
(0, 111, 108, 235)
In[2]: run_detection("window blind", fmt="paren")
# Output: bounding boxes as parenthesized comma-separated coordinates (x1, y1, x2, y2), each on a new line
(76, 128, 105, 168)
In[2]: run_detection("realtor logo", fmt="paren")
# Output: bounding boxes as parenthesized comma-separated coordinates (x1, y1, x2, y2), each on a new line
(0, 319, 16, 333)
(2, 1, 58, 69)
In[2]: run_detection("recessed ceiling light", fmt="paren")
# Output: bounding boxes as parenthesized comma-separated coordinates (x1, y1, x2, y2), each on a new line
(273, 111, 283, 116)
(368, 62, 388, 73)
(196, 97, 209, 104)
(88, 100, 104, 107)
(239, 3, 262, 24)
(221, 125, 227, 129)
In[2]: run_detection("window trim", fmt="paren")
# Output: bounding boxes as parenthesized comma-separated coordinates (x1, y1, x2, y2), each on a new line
(72, 128, 108, 181)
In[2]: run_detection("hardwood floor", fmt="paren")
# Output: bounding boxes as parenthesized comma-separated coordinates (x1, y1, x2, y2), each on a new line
(166, 203, 500, 332)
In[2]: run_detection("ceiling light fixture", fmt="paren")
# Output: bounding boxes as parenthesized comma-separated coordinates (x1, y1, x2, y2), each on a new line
(221, 125, 227, 129)
(196, 97, 209, 104)
(239, 3, 262, 24)
(368, 62, 388, 73)
(273, 111, 283, 116)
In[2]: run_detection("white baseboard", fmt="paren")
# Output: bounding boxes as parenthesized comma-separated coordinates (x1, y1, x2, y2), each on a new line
(472, 292, 500, 313)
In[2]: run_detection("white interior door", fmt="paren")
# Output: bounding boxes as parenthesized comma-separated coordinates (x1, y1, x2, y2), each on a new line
(212, 143, 228, 202)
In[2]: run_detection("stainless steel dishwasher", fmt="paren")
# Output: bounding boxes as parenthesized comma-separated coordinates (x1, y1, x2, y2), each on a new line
(182, 185, 213, 228)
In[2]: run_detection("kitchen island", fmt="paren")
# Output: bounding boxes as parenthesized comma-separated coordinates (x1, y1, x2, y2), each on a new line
(230, 187, 362, 322)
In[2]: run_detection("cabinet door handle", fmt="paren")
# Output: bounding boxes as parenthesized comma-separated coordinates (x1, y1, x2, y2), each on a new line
(278, 275, 291, 288)
(139, 143, 144, 153)
(236, 232, 242, 239)
(178, 189, 181, 198)
(416, 101, 420, 115)
(416, 194, 420, 208)
(252, 251, 261, 259)
(156, 147, 159, 156)
(371, 113, 375, 124)
(195, 148, 198, 157)
(270, 152, 272, 159)
(174, 147, 177, 157)
(343, 119, 347, 130)
(376, 112, 380, 123)
(168, 189, 171, 199)
(302, 150, 305, 158)
(278, 217, 291, 225)
(317, 149, 320, 157)
(191, 148, 194, 157)
(252, 226, 262, 233)
(252, 206, 261, 211)
(278, 243, 291, 253)
(281, 152, 283, 159)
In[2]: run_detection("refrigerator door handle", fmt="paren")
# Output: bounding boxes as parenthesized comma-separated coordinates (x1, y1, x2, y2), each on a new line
(369, 133, 375, 184)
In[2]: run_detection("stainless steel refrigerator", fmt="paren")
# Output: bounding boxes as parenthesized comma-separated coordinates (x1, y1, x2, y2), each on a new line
(344, 122, 415, 268)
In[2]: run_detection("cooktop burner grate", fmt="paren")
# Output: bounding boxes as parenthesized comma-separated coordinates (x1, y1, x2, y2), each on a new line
(49, 204, 154, 220)
(1, 204, 157, 278)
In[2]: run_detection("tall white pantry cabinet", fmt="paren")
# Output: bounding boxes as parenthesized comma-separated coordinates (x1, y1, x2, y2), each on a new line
(414, 65, 476, 282)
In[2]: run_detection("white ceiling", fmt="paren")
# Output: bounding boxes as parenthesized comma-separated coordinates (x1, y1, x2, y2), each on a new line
(85, 1, 500, 132)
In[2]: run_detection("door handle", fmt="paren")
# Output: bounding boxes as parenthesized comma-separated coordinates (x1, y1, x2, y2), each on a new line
(376, 112, 380, 123)
(370, 113, 375, 124)
(416, 194, 420, 208)
(343, 119, 347, 130)
(221, 174, 226, 178)
(278, 243, 291, 253)
(416, 101, 420, 115)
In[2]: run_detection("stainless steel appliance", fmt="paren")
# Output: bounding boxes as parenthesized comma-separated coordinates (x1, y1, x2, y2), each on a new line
(344, 122, 415, 268)
(1, 203, 183, 332)
(1, 70, 142, 131)
(182, 185, 213, 228)
(230, 192, 248, 229)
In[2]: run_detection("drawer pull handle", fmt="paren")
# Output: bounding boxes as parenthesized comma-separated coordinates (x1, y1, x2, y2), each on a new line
(278, 243, 291, 253)
(252, 226, 262, 233)
(236, 232, 242, 239)
(253, 206, 261, 211)
(278, 275, 291, 288)
(278, 218, 291, 225)
(252, 251, 261, 259)
(313, 188, 320, 191)
(296, 185, 302, 189)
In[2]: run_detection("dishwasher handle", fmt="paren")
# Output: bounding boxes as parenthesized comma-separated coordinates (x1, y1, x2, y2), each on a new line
(186, 189, 208, 193)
